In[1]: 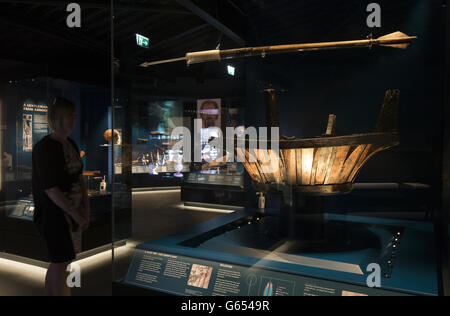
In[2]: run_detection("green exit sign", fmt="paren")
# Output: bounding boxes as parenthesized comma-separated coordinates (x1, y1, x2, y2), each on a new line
(136, 34, 149, 48)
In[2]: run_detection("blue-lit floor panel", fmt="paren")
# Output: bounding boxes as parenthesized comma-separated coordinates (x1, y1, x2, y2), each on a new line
(124, 210, 438, 296)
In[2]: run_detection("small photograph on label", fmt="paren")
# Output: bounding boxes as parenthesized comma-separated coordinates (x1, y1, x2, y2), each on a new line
(187, 264, 213, 289)
(342, 290, 368, 297)
(263, 281, 274, 296)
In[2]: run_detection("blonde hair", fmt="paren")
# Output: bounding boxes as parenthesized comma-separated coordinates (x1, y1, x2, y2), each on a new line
(47, 97, 76, 132)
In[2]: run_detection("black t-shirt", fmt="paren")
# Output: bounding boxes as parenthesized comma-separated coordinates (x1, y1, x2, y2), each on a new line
(32, 135, 82, 223)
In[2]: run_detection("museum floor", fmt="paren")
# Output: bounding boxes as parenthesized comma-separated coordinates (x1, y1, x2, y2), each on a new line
(0, 190, 223, 296)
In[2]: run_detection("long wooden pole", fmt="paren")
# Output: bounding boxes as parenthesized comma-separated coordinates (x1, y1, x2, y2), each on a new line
(141, 31, 417, 67)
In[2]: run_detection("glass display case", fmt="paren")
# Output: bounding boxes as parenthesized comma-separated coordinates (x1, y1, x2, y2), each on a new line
(0, 68, 125, 262)
(182, 101, 246, 207)
(127, 91, 193, 188)
(110, 0, 448, 296)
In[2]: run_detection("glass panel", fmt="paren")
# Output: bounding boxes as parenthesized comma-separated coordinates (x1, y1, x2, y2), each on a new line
(112, 0, 448, 297)
(0, 1, 112, 295)
(442, 0, 450, 296)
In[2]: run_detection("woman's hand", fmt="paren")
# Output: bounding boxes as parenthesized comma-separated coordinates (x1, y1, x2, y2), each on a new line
(69, 209, 88, 232)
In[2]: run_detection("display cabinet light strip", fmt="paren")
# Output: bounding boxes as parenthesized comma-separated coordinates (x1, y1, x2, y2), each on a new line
(0, 245, 129, 275)
(0, 258, 47, 277)
(179, 204, 234, 214)
(133, 189, 181, 194)
(72, 244, 128, 267)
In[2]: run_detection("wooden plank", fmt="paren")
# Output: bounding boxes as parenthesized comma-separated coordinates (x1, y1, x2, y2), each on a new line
(296, 148, 302, 185)
(310, 148, 320, 185)
(278, 149, 287, 183)
(284, 149, 297, 185)
(315, 147, 334, 185)
(348, 144, 390, 182)
(243, 162, 260, 183)
(323, 147, 337, 184)
(254, 156, 268, 184)
(325, 114, 337, 136)
(301, 148, 314, 185)
(236, 147, 246, 163)
(247, 147, 259, 164)
(237, 148, 260, 183)
(247, 148, 267, 183)
(340, 145, 366, 182)
(345, 144, 369, 182)
(258, 149, 275, 183)
(326, 146, 351, 184)
(347, 144, 373, 182)
(269, 149, 282, 184)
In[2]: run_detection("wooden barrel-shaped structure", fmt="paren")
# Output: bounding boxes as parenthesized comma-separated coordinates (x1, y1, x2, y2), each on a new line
(237, 132, 399, 194)
(236, 89, 400, 195)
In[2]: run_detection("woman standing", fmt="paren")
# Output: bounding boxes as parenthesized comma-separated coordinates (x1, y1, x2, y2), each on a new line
(32, 97, 90, 296)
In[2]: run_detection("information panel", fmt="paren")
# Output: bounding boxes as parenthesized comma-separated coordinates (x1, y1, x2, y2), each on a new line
(185, 173, 243, 187)
(124, 249, 409, 296)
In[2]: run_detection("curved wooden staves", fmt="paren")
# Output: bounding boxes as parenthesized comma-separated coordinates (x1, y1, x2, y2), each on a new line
(239, 89, 400, 195)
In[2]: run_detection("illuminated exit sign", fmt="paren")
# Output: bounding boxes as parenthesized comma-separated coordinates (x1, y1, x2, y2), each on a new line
(136, 34, 149, 48)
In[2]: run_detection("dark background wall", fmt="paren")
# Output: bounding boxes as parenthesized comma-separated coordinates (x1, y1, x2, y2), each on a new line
(79, 85, 110, 175)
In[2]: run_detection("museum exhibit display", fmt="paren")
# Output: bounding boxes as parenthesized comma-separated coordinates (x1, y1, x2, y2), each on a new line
(112, 0, 449, 297)
(116, 86, 437, 296)
(0, 0, 448, 299)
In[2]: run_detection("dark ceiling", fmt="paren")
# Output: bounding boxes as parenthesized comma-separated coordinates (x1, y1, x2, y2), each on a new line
(0, 0, 249, 84)
(0, 0, 438, 85)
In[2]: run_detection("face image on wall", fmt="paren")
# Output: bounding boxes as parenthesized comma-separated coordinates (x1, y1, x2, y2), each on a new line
(22, 114, 33, 152)
(197, 99, 221, 130)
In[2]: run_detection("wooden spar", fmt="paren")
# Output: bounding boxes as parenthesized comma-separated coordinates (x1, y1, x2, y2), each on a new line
(140, 32, 417, 67)
(216, 32, 416, 62)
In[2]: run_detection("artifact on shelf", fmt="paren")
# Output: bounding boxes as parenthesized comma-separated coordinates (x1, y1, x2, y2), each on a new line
(99, 175, 107, 195)
(103, 129, 121, 145)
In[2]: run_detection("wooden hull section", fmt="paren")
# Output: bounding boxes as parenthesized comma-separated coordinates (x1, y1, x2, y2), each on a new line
(241, 133, 399, 195)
